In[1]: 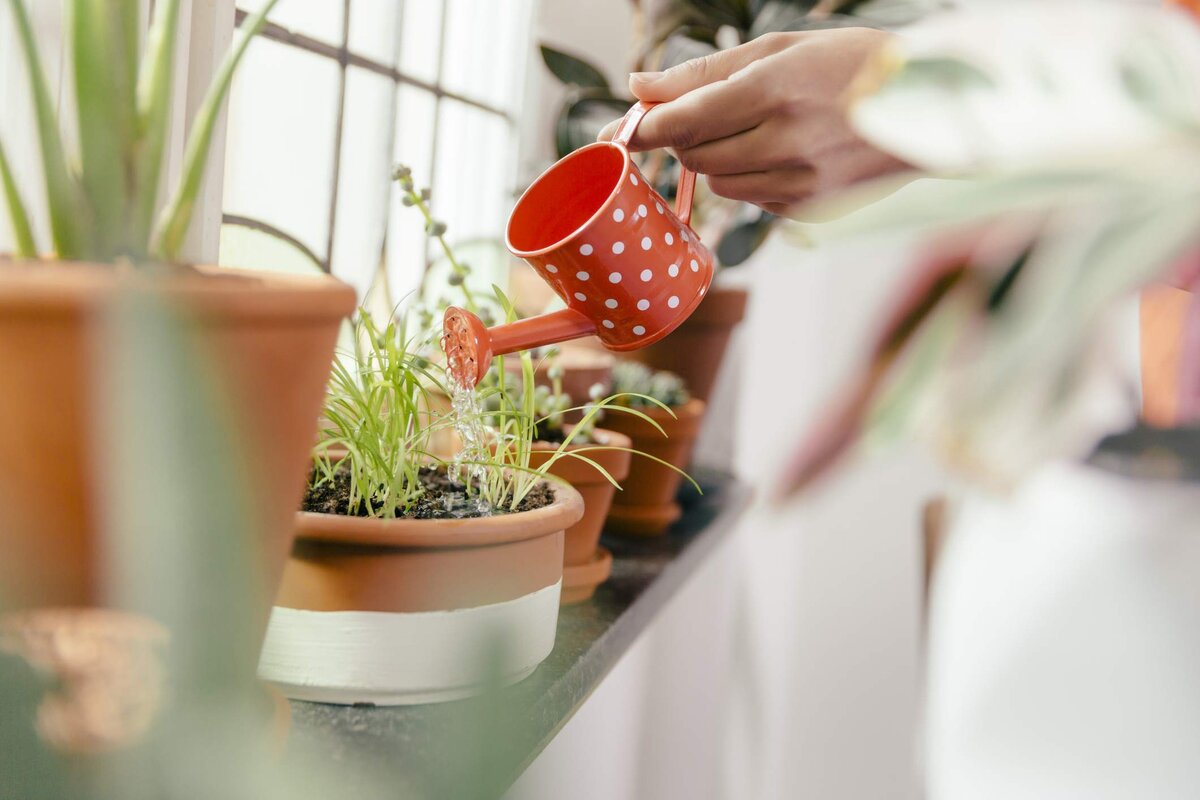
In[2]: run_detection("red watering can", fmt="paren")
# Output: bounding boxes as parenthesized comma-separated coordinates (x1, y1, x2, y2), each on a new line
(444, 101, 714, 388)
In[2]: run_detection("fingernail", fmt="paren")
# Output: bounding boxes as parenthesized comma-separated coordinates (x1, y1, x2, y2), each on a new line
(629, 71, 661, 83)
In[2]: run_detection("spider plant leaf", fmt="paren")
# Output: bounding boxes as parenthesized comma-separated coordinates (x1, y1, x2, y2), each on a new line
(5, 0, 88, 258)
(71, 0, 128, 258)
(133, 0, 181, 248)
(0, 138, 37, 257)
(153, 0, 281, 260)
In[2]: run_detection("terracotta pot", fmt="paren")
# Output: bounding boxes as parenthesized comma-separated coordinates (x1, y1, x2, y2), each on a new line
(625, 285, 748, 402)
(1140, 284, 1192, 427)
(258, 481, 584, 705)
(0, 262, 355, 635)
(601, 398, 706, 536)
(529, 427, 631, 604)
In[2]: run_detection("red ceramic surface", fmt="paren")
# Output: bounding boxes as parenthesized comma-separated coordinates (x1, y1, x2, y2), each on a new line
(444, 102, 714, 386)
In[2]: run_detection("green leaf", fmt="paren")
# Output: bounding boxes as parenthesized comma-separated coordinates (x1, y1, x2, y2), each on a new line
(71, 0, 128, 258)
(556, 92, 629, 159)
(4, 0, 88, 258)
(154, 0, 281, 260)
(0, 137, 37, 257)
(133, 0, 181, 249)
(540, 44, 611, 90)
(715, 210, 775, 266)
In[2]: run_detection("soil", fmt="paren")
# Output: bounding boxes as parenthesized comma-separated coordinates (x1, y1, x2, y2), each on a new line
(302, 465, 555, 520)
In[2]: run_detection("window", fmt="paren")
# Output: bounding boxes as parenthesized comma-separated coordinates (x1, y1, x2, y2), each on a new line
(217, 0, 535, 301)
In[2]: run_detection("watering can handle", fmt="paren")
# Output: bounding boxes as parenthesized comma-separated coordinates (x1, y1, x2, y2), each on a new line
(611, 102, 697, 227)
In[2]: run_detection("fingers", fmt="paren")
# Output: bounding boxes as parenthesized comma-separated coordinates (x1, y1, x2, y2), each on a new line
(628, 32, 797, 102)
(597, 118, 620, 142)
(620, 62, 782, 152)
(675, 123, 804, 176)
(707, 168, 817, 206)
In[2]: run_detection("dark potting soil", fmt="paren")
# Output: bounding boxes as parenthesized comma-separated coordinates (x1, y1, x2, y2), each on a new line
(302, 465, 555, 520)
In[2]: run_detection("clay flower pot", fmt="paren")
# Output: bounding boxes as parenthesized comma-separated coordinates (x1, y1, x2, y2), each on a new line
(1141, 284, 1194, 427)
(626, 285, 748, 402)
(0, 262, 355, 633)
(529, 428, 632, 604)
(258, 481, 584, 705)
(601, 399, 706, 537)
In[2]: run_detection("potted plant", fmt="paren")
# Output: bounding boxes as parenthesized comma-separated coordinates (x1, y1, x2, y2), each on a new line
(601, 361, 706, 535)
(258, 308, 592, 705)
(0, 0, 355, 634)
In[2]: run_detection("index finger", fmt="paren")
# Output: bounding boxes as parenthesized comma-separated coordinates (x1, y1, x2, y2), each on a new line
(619, 63, 778, 153)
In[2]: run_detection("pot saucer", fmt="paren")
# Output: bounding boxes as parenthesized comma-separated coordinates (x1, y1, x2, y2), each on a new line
(561, 547, 613, 605)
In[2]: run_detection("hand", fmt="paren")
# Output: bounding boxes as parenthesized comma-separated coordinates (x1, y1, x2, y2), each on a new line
(599, 29, 908, 216)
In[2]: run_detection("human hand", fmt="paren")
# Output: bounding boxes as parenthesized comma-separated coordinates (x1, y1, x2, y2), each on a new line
(599, 29, 908, 216)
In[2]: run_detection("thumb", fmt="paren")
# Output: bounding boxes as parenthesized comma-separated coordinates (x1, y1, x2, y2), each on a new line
(629, 34, 794, 101)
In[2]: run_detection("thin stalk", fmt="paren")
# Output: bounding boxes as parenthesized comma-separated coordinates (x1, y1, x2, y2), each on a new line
(399, 182, 480, 313)
(153, 0, 281, 260)
(0, 137, 36, 257)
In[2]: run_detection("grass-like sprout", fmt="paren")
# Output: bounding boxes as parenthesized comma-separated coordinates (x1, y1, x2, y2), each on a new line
(312, 309, 454, 519)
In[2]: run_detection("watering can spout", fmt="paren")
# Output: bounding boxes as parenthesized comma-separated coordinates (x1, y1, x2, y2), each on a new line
(443, 306, 596, 388)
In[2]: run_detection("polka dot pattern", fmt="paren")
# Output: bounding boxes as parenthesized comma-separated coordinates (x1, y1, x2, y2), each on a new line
(526, 163, 713, 347)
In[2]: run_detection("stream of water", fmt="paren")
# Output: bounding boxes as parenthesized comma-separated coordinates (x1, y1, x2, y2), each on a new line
(446, 372, 493, 516)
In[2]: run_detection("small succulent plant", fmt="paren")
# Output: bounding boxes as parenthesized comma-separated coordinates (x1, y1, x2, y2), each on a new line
(610, 361, 690, 409)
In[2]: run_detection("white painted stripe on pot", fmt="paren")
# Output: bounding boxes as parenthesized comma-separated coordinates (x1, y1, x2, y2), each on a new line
(257, 581, 561, 706)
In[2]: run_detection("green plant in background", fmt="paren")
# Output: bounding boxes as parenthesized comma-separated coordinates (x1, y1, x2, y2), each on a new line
(313, 309, 454, 518)
(610, 360, 691, 408)
(0, 0, 280, 263)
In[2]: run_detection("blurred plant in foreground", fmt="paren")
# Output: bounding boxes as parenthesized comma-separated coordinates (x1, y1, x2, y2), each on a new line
(780, 0, 1200, 494)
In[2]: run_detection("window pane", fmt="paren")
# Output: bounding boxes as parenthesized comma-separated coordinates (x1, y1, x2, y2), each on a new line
(397, 0, 443, 86)
(238, 0, 344, 45)
(386, 86, 438, 298)
(331, 67, 396, 297)
(348, 0, 401, 66)
(219, 223, 325, 275)
(222, 38, 340, 261)
(441, 0, 531, 110)
(431, 100, 514, 287)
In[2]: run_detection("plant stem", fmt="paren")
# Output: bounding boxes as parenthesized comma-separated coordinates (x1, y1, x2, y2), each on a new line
(0, 138, 37, 257)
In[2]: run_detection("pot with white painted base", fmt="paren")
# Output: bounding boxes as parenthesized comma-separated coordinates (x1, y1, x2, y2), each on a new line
(257, 480, 583, 706)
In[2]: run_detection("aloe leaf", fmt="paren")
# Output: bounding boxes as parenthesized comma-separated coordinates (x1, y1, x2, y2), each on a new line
(71, 0, 127, 257)
(5, 0, 88, 258)
(153, 0, 281, 260)
(0, 138, 37, 257)
(133, 0, 181, 249)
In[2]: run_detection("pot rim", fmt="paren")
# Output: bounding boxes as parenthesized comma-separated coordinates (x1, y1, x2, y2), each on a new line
(295, 479, 584, 548)
(0, 260, 356, 318)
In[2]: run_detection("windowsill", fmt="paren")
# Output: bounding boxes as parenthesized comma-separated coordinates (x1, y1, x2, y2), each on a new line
(284, 467, 752, 798)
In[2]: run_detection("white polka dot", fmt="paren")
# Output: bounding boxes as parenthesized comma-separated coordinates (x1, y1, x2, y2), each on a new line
(612, 242, 624, 254)
(637, 204, 648, 217)
(608, 272, 622, 284)
(576, 271, 589, 280)
(580, 244, 593, 256)
(574, 292, 587, 301)
(690, 259, 699, 272)
(668, 295, 680, 308)
(655, 202, 664, 214)
(681, 231, 689, 242)
(668, 264, 679, 277)
(640, 269, 652, 282)
(602, 319, 615, 329)
(637, 299, 650, 311)
(664, 232, 674, 245)
(633, 325, 646, 336)
(545, 264, 558, 274)
(612, 208, 625, 222)
(641, 237, 652, 250)
(605, 298, 618, 309)
(629, 173, 639, 186)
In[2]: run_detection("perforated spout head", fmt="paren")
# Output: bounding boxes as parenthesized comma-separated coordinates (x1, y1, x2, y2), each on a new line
(442, 307, 492, 389)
